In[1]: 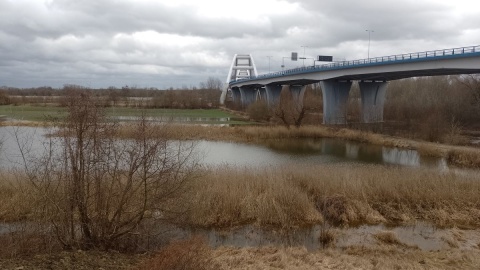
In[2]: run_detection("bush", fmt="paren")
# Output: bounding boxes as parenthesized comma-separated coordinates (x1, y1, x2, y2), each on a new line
(16, 90, 198, 250)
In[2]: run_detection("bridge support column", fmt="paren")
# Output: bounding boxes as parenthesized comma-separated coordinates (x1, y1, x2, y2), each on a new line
(359, 81, 388, 123)
(257, 87, 267, 102)
(288, 85, 307, 110)
(265, 85, 282, 107)
(320, 80, 352, 124)
(239, 86, 256, 107)
(231, 87, 241, 104)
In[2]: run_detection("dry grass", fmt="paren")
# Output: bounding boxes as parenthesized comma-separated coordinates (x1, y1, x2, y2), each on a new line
(3, 163, 480, 229)
(0, 172, 39, 222)
(184, 166, 322, 228)
(136, 236, 215, 270)
(374, 231, 404, 245)
(211, 245, 480, 270)
(183, 164, 480, 228)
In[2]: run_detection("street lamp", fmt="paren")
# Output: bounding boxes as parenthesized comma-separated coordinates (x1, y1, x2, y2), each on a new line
(266, 56, 273, 73)
(301, 45, 308, 66)
(281, 57, 289, 70)
(365, 30, 374, 59)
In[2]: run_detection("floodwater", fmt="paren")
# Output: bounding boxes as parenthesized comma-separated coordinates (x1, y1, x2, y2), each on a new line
(1, 126, 480, 251)
(0, 126, 447, 169)
(185, 222, 480, 251)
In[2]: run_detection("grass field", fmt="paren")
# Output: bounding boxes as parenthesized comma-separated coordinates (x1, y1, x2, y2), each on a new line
(0, 105, 246, 124)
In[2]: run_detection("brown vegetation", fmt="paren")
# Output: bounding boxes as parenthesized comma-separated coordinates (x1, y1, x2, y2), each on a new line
(217, 245, 480, 269)
(9, 90, 198, 250)
(137, 236, 215, 270)
(180, 164, 480, 229)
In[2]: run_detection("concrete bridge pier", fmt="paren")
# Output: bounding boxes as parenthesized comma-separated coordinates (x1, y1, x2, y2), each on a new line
(265, 85, 282, 107)
(320, 80, 352, 124)
(359, 81, 388, 123)
(231, 87, 242, 104)
(239, 86, 256, 107)
(288, 85, 307, 112)
(288, 85, 307, 110)
(257, 87, 267, 102)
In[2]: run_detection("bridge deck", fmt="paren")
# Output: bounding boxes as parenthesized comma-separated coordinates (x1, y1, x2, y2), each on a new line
(230, 45, 480, 86)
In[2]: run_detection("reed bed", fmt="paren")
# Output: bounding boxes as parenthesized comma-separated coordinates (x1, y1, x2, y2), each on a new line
(3, 163, 480, 228)
(184, 164, 480, 228)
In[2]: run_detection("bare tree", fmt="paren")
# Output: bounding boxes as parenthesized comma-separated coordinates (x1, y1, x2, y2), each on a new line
(199, 77, 223, 91)
(18, 90, 198, 250)
(273, 87, 306, 128)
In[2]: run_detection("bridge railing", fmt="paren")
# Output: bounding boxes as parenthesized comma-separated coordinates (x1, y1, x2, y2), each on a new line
(230, 45, 480, 84)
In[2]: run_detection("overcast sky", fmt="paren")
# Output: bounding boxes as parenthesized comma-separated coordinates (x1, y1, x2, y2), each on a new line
(1, 0, 479, 89)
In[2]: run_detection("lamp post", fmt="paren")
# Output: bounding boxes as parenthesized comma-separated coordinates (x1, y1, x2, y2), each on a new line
(365, 30, 374, 59)
(301, 45, 308, 66)
(281, 57, 289, 70)
(266, 56, 273, 73)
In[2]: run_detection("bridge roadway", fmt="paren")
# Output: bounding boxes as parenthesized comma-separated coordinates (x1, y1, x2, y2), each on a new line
(227, 45, 480, 124)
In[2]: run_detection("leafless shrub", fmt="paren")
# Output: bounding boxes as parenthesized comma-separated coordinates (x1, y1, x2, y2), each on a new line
(15, 89, 198, 250)
(273, 87, 307, 128)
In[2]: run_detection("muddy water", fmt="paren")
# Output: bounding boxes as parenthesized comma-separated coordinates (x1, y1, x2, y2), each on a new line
(185, 222, 480, 251)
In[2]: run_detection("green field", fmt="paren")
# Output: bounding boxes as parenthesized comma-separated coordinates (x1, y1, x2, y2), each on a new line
(0, 105, 246, 124)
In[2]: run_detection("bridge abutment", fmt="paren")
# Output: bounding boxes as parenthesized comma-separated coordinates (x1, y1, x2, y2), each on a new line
(359, 81, 387, 123)
(320, 80, 352, 124)
(265, 85, 282, 107)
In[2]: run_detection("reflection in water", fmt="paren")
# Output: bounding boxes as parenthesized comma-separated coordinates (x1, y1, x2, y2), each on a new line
(345, 143, 359, 159)
(259, 138, 441, 168)
(0, 127, 449, 170)
(382, 148, 420, 166)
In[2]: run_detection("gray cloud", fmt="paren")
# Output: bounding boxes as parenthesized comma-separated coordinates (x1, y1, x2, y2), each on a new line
(0, 0, 478, 88)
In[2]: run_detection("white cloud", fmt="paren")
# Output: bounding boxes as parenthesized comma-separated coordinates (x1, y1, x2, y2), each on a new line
(0, 0, 479, 88)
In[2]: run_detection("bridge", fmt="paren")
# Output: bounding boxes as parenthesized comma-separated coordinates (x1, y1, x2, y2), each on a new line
(221, 45, 480, 124)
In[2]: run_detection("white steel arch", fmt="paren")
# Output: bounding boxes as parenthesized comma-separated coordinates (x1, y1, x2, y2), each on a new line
(220, 54, 258, 104)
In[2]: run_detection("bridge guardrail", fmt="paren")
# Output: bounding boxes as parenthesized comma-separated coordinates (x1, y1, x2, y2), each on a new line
(230, 45, 480, 84)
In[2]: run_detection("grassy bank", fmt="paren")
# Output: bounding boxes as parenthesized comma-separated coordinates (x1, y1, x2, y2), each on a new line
(0, 105, 244, 124)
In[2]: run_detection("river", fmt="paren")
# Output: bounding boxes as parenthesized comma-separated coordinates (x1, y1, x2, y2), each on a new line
(0, 126, 448, 170)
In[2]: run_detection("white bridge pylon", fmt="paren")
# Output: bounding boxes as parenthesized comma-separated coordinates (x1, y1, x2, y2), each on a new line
(220, 54, 258, 105)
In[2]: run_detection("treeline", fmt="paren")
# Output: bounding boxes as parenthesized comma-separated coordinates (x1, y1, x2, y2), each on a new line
(346, 75, 480, 143)
(0, 77, 223, 109)
(243, 75, 480, 144)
